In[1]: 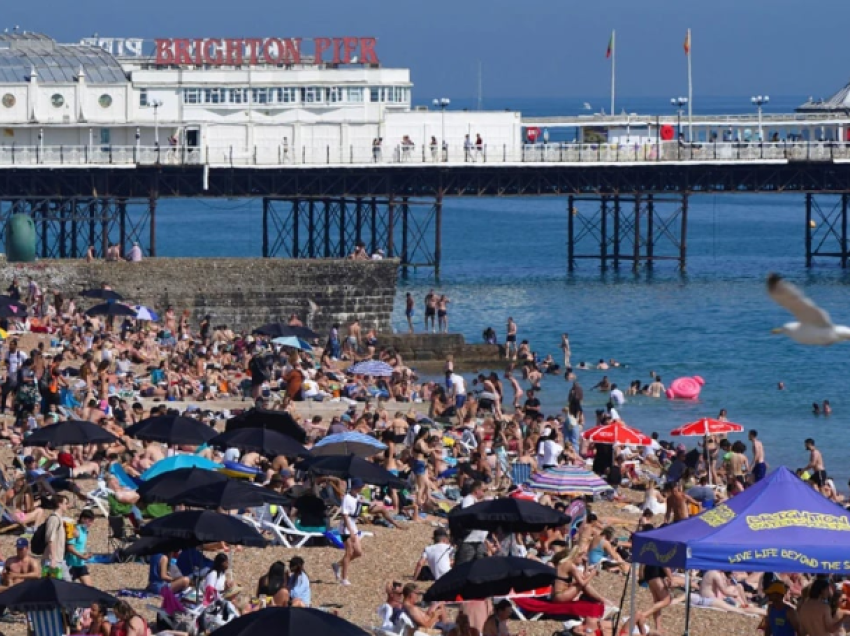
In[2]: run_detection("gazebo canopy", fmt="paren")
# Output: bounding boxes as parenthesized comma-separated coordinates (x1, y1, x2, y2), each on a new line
(633, 467, 850, 574)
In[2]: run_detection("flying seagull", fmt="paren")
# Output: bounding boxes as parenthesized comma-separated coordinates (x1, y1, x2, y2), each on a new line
(767, 273, 850, 345)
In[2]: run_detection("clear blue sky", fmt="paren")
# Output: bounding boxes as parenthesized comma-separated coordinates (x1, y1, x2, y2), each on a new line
(9, 0, 848, 100)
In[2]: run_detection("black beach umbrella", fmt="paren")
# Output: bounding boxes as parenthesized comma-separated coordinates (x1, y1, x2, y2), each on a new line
(253, 323, 319, 341)
(80, 288, 124, 301)
(297, 454, 406, 488)
(23, 419, 120, 447)
(0, 303, 27, 319)
(423, 556, 559, 602)
(138, 467, 289, 509)
(140, 510, 266, 547)
(121, 536, 202, 558)
(0, 296, 28, 311)
(448, 498, 571, 534)
(225, 408, 307, 444)
(85, 302, 136, 317)
(0, 578, 117, 611)
(126, 415, 218, 445)
(209, 427, 310, 458)
(212, 607, 371, 636)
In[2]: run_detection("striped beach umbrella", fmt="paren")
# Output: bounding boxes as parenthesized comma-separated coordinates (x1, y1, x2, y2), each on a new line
(312, 431, 387, 458)
(346, 360, 395, 377)
(527, 465, 613, 497)
(133, 305, 159, 321)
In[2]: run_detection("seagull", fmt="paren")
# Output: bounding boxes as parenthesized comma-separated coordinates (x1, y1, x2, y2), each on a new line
(767, 273, 850, 345)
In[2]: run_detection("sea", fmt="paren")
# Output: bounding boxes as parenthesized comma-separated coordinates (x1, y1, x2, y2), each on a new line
(153, 95, 850, 484)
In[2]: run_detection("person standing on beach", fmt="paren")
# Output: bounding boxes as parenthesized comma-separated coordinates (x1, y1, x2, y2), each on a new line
(803, 438, 827, 492)
(749, 429, 767, 482)
(424, 290, 437, 333)
(405, 293, 415, 334)
(505, 317, 517, 360)
(332, 478, 365, 586)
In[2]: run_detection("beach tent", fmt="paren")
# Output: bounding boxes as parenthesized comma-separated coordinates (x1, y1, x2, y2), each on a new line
(626, 467, 850, 635)
(632, 466, 850, 573)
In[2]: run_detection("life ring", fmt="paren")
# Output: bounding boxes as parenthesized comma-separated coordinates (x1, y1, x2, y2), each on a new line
(666, 376, 705, 400)
(660, 125, 675, 141)
(221, 460, 262, 480)
(526, 127, 540, 143)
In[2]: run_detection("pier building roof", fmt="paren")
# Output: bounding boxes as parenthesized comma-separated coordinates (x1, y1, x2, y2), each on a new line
(0, 32, 127, 84)
(797, 81, 850, 113)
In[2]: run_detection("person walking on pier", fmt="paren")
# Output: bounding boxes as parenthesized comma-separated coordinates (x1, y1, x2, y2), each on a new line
(505, 317, 517, 360)
(372, 138, 383, 162)
(464, 135, 473, 162)
(429, 136, 438, 162)
(475, 134, 484, 161)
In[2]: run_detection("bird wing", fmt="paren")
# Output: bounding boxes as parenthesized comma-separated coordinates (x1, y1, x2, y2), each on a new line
(767, 273, 833, 328)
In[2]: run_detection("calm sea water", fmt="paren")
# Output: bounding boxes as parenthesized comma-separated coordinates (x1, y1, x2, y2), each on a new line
(153, 95, 850, 483)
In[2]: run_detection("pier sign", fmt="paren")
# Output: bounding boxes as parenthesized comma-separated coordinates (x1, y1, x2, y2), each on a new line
(154, 37, 378, 66)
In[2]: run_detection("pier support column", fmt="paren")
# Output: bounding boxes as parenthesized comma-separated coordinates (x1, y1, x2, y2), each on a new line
(262, 198, 270, 257)
(646, 194, 655, 269)
(805, 193, 813, 267)
(633, 196, 641, 272)
(386, 196, 395, 257)
(843, 193, 848, 268)
(805, 192, 850, 267)
(613, 195, 621, 269)
(118, 198, 127, 258)
(401, 196, 410, 279)
(600, 196, 608, 271)
(435, 190, 443, 280)
(567, 196, 575, 272)
(680, 193, 689, 270)
(148, 196, 157, 257)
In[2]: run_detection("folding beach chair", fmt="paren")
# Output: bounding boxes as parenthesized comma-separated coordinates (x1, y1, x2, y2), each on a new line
(27, 608, 66, 636)
(509, 596, 604, 622)
(262, 508, 326, 548)
(86, 478, 111, 518)
(510, 462, 533, 486)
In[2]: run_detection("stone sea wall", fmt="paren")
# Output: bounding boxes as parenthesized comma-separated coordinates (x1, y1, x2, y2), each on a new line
(0, 257, 399, 334)
(377, 333, 503, 366)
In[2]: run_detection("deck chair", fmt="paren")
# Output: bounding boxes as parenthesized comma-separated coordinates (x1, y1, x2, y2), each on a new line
(86, 479, 111, 518)
(109, 463, 141, 489)
(510, 596, 604, 622)
(510, 462, 533, 486)
(108, 514, 137, 561)
(27, 608, 67, 636)
(263, 508, 326, 548)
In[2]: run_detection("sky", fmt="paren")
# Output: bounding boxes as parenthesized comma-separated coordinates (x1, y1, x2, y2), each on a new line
(6, 0, 849, 102)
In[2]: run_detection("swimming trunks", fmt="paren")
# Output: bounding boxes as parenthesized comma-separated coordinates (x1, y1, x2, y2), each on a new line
(811, 470, 827, 487)
(437, 310, 446, 318)
(425, 307, 436, 317)
(506, 335, 517, 342)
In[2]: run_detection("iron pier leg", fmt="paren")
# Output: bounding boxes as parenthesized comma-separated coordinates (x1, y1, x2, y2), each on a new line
(70, 200, 78, 258)
(355, 198, 363, 247)
(262, 198, 270, 258)
(339, 198, 347, 258)
(647, 194, 655, 269)
(387, 195, 395, 258)
(370, 197, 378, 255)
(307, 200, 315, 258)
(39, 200, 48, 258)
(600, 196, 608, 271)
(680, 193, 689, 270)
(435, 191, 443, 280)
(842, 193, 848, 268)
(100, 199, 109, 258)
(323, 199, 331, 258)
(118, 198, 127, 258)
(613, 195, 621, 269)
(805, 193, 813, 267)
(633, 196, 641, 272)
(292, 199, 301, 258)
(401, 196, 409, 278)
(149, 197, 157, 257)
(58, 200, 67, 259)
(567, 195, 575, 272)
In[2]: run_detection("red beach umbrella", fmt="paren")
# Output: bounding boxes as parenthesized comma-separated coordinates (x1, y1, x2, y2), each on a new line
(670, 418, 743, 437)
(582, 420, 651, 446)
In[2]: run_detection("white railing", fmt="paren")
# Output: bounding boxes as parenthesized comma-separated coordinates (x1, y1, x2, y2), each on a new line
(1, 141, 849, 167)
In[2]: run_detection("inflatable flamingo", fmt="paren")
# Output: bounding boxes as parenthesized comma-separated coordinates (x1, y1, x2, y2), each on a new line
(666, 376, 705, 400)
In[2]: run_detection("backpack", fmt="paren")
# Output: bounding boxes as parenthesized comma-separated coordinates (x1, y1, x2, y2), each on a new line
(30, 515, 55, 555)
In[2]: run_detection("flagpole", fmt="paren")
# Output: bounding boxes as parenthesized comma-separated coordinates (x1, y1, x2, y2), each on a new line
(687, 28, 693, 142)
(610, 29, 616, 116)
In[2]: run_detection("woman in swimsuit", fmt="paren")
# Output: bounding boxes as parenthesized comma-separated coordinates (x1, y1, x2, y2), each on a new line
(636, 524, 673, 633)
(412, 429, 434, 510)
(550, 547, 612, 606)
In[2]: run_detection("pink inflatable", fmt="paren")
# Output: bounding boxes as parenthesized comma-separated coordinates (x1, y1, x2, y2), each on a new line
(666, 376, 705, 400)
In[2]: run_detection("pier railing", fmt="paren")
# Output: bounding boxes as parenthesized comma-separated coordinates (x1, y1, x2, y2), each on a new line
(3, 141, 850, 167)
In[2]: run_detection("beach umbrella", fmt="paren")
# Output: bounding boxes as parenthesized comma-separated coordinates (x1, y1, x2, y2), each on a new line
(225, 408, 307, 444)
(121, 535, 202, 558)
(209, 427, 309, 458)
(271, 336, 313, 351)
(583, 420, 651, 446)
(133, 305, 159, 321)
(0, 303, 27, 319)
(253, 323, 319, 340)
(527, 465, 613, 497)
(141, 455, 221, 481)
(448, 498, 571, 534)
(298, 454, 406, 488)
(312, 432, 387, 458)
(140, 510, 266, 547)
(212, 607, 371, 636)
(423, 556, 558, 602)
(85, 302, 136, 317)
(0, 578, 117, 611)
(670, 418, 744, 437)
(138, 468, 288, 509)
(346, 360, 395, 377)
(0, 296, 28, 313)
(126, 415, 218, 446)
(80, 288, 123, 301)
(23, 419, 120, 447)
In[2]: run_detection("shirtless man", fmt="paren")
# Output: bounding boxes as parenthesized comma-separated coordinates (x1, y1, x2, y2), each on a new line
(798, 579, 844, 636)
(663, 482, 695, 524)
(505, 317, 517, 360)
(401, 584, 445, 631)
(698, 570, 749, 607)
(647, 376, 665, 398)
(345, 320, 362, 358)
(504, 371, 522, 411)
(804, 438, 826, 492)
(749, 429, 767, 482)
(2, 538, 39, 588)
(424, 290, 437, 333)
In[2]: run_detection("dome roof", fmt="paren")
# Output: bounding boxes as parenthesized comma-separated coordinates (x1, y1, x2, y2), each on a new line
(0, 32, 127, 84)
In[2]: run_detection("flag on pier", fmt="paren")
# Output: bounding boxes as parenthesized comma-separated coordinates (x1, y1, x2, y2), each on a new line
(606, 31, 615, 59)
(683, 29, 691, 55)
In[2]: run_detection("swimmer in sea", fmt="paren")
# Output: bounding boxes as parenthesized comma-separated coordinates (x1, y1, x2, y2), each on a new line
(647, 376, 665, 398)
(823, 400, 832, 415)
(596, 358, 609, 370)
(812, 402, 821, 416)
(777, 381, 785, 390)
